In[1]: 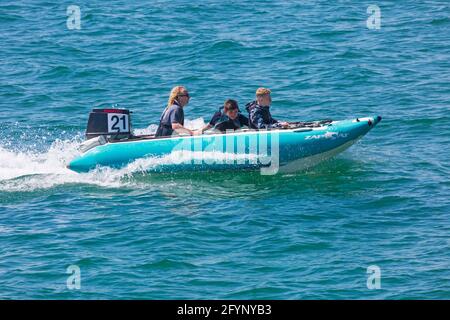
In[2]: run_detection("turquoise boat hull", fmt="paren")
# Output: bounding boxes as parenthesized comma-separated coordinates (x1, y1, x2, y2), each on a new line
(68, 116, 381, 174)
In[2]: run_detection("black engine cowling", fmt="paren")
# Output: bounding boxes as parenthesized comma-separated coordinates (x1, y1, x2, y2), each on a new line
(85, 108, 132, 140)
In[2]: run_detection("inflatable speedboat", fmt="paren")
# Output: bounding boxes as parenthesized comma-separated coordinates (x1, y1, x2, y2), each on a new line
(67, 108, 381, 174)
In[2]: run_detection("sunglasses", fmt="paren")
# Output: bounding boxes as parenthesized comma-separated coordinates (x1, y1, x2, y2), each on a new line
(178, 93, 190, 98)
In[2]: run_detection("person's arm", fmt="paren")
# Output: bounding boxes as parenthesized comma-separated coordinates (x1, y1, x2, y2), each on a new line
(268, 111, 289, 128)
(199, 123, 212, 133)
(240, 114, 250, 128)
(269, 121, 289, 129)
(198, 111, 222, 134)
(170, 107, 194, 135)
(253, 112, 268, 129)
(172, 122, 194, 135)
(270, 113, 278, 124)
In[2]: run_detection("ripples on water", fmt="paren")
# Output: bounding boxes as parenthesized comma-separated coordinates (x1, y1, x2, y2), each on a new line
(0, 1, 449, 299)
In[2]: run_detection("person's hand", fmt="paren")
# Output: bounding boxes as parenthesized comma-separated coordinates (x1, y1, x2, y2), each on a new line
(192, 129, 203, 136)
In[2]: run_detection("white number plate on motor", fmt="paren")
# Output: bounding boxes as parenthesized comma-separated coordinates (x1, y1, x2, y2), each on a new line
(107, 113, 130, 133)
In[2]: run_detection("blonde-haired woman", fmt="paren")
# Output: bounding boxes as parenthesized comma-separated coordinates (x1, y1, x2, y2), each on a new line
(155, 86, 197, 137)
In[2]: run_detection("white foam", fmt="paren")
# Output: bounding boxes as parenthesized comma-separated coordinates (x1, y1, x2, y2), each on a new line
(0, 142, 143, 192)
(184, 117, 206, 130)
(0, 121, 259, 192)
(133, 124, 158, 136)
(0, 139, 81, 181)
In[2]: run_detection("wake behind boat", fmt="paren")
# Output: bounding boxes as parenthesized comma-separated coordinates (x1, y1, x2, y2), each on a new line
(67, 108, 382, 174)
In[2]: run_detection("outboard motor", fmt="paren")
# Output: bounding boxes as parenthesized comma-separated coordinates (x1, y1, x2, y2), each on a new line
(85, 108, 132, 140)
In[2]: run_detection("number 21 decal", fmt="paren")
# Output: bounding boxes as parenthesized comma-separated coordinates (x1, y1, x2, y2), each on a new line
(108, 113, 129, 133)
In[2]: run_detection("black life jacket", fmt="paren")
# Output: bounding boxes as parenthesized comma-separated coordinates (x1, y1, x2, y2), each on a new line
(245, 100, 257, 113)
(213, 106, 245, 132)
(245, 101, 277, 129)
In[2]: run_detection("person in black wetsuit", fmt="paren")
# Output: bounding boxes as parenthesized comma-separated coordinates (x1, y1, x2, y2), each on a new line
(155, 86, 201, 137)
(245, 87, 289, 129)
(200, 99, 249, 133)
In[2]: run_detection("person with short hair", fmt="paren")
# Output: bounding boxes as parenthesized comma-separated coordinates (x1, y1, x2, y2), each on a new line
(155, 86, 200, 137)
(246, 88, 289, 129)
(201, 99, 249, 133)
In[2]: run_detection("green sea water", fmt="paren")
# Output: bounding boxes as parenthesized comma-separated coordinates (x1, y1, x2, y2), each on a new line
(0, 1, 449, 299)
